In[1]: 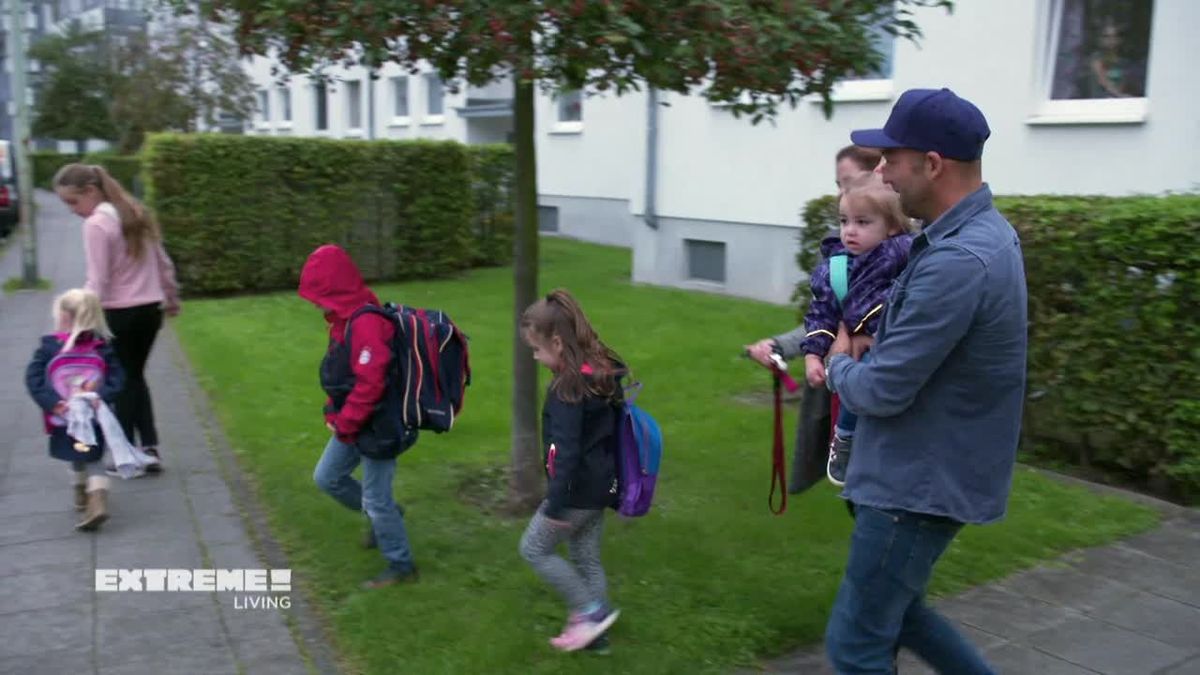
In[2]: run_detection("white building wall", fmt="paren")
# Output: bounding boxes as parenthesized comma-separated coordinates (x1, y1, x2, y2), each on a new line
(242, 0, 1200, 305)
(534, 88, 649, 246)
(597, 0, 1200, 303)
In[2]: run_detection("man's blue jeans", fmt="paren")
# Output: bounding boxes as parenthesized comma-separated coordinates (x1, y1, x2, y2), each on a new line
(826, 505, 995, 674)
(313, 435, 415, 573)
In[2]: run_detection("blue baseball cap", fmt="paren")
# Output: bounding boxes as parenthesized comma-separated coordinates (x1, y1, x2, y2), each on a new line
(850, 88, 991, 161)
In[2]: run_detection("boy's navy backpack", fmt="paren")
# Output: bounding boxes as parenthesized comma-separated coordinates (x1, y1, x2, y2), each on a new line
(614, 382, 663, 517)
(349, 303, 470, 433)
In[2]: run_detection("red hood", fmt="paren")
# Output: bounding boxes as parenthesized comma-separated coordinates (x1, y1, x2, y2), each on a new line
(298, 245, 379, 321)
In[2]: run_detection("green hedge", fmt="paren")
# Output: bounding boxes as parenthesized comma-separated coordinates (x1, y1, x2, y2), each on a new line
(141, 133, 475, 295)
(32, 151, 143, 195)
(466, 144, 515, 266)
(792, 194, 839, 320)
(32, 151, 84, 188)
(81, 152, 143, 196)
(793, 193, 1200, 501)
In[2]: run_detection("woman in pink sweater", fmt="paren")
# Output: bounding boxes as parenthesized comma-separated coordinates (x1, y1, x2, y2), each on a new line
(54, 164, 180, 472)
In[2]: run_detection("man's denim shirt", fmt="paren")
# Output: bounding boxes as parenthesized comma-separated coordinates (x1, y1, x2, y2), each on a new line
(828, 184, 1028, 524)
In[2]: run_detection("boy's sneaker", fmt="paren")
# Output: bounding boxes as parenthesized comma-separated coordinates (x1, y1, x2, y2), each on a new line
(361, 565, 419, 590)
(826, 435, 852, 487)
(550, 607, 620, 652)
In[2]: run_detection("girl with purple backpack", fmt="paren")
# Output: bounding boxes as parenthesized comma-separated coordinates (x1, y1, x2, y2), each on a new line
(518, 289, 624, 653)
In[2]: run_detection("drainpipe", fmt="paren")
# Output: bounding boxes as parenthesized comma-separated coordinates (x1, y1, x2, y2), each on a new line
(643, 87, 659, 229)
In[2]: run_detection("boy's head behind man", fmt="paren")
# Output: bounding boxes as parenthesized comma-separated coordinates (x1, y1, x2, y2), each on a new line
(835, 145, 883, 196)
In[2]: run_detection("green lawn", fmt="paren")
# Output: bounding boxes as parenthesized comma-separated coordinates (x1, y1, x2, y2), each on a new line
(175, 238, 1158, 674)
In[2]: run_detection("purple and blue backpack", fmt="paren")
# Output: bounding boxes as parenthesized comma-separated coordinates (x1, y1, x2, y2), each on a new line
(614, 383, 663, 517)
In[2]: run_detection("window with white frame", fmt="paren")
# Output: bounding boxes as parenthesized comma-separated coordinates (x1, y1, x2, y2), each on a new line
(278, 87, 292, 123)
(1031, 0, 1154, 124)
(1050, 0, 1153, 99)
(551, 89, 584, 133)
(425, 73, 444, 118)
(255, 90, 270, 126)
(346, 80, 363, 130)
(557, 90, 582, 122)
(846, 22, 895, 81)
(822, 15, 896, 102)
(391, 76, 409, 119)
(314, 83, 328, 130)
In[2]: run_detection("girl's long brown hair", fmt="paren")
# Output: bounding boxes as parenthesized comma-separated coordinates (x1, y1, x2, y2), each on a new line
(521, 289, 625, 404)
(53, 163, 161, 259)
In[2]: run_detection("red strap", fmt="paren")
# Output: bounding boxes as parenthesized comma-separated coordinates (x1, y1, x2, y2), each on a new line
(456, 328, 469, 414)
(830, 393, 840, 444)
(769, 373, 788, 515)
(776, 368, 800, 394)
(416, 310, 442, 402)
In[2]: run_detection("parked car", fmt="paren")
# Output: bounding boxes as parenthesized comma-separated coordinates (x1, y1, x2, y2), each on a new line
(0, 140, 18, 238)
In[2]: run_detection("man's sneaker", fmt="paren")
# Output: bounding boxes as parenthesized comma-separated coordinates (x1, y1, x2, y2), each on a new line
(826, 435, 852, 487)
(361, 565, 419, 590)
(141, 448, 163, 473)
(549, 607, 620, 652)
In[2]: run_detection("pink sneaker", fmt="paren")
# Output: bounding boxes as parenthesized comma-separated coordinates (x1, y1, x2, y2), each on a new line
(549, 608, 620, 652)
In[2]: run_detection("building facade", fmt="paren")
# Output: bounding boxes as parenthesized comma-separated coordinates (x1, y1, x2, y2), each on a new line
(244, 0, 1198, 304)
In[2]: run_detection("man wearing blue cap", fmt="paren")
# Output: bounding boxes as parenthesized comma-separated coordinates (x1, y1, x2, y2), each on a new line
(822, 88, 1027, 673)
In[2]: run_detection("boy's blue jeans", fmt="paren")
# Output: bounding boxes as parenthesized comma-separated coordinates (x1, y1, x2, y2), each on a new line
(825, 505, 995, 674)
(313, 435, 415, 573)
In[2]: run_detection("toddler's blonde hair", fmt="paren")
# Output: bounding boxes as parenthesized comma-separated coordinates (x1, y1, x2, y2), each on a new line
(53, 289, 112, 350)
(840, 174, 917, 235)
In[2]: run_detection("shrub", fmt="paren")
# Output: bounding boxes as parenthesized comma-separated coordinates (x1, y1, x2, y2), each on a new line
(466, 144, 514, 266)
(1000, 194, 1200, 502)
(791, 194, 839, 320)
(792, 192, 1200, 501)
(31, 151, 83, 188)
(141, 133, 475, 295)
(81, 152, 143, 196)
(31, 150, 142, 194)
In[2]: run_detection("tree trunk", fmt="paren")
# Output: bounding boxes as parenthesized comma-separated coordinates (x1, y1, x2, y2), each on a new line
(506, 73, 543, 513)
(76, 139, 86, 154)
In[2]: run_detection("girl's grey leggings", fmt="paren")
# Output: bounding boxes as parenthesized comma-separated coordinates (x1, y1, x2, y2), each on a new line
(519, 501, 607, 613)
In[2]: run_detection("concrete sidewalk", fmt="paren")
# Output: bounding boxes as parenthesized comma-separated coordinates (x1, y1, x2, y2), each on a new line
(755, 498, 1200, 674)
(0, 192, 330, 674)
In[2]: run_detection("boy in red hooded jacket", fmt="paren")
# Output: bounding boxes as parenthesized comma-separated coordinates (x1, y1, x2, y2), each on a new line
(299, 244, 418, 588)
